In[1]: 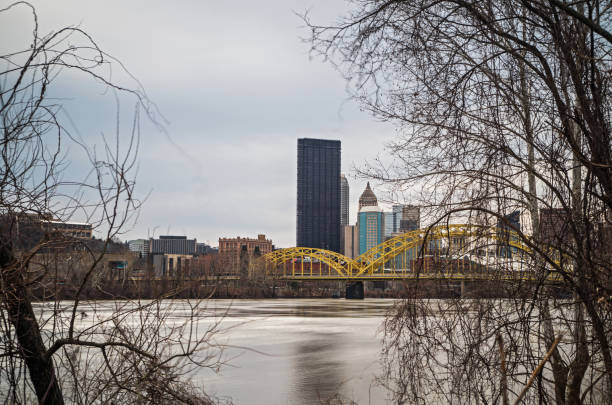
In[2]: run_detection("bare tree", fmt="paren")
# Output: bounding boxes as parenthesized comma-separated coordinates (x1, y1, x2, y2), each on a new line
(0, 3, 225, 404)
(307, 1, 611, 403)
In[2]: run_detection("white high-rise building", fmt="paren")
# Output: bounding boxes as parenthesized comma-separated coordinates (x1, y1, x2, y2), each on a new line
(340, 174, 349, 226)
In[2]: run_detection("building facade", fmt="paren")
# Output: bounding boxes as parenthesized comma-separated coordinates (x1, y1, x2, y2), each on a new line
(358, 206, 384, 255)
(152, 253, 193, 278)
(342, 225, 359, 258)
(400, 205, 421, 232)
(393, 205, 405, 230)
(340, 174, 349, 226)
(538, 208, 570, 248)
(45, 220, 93, 239)
(196, 242, 217, 255)
(150, 235, 196, 255)
(218, 234, 274, 274)
(384, 212, 394, 238)
(296, 138, 341, 252)
(497, 210, 520, 258)
(128, 239, 150, 257)
(5, 214, 93, 251)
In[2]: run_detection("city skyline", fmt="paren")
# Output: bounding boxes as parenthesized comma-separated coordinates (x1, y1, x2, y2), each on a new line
(2, 2, 609, 404)
(1, 0, 398, 248)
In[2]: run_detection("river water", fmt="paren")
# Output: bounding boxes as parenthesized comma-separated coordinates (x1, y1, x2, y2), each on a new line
(196, 299, 395, 405)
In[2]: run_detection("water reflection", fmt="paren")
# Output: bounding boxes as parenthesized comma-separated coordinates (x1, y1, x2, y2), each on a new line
(292, 334, 346, 404)
(196, 299, 394, 405)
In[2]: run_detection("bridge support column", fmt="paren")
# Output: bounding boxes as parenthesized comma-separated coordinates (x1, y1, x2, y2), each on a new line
(460, 280, 466, 297)
(346, 281, 364, 300)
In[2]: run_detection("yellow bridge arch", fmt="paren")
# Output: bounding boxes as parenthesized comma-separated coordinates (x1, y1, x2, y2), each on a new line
(259, 224, 546, 281)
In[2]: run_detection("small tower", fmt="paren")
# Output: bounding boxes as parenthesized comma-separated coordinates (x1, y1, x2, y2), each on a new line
(357, 183, 383, 255)
(358, 182, 378, 211)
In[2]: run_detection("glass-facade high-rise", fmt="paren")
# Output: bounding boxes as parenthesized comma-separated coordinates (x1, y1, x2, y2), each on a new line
(297, 138, 341, 252)
(497, 210, 520, 258)
(358, 206, 384, 254)
(384, 212, 395, 238)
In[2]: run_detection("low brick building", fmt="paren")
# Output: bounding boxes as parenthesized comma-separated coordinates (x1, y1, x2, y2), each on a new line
(218, 234, 273, 274)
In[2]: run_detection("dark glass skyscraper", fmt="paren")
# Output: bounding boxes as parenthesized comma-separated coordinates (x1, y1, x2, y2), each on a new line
(297, 138, 341, 252)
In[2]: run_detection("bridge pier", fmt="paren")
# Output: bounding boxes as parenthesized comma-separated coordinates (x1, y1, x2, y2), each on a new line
(346, 281, 364, 299)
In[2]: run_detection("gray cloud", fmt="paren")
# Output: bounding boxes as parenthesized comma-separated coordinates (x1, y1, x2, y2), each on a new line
(5, 0, 399, 247)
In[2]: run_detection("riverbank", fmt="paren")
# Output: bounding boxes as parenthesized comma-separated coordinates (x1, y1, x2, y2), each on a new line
(31, 278, 571, 301)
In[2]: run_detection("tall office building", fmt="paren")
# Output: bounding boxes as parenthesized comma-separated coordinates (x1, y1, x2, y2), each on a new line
(384, 204, 406, 238)
(400, 205, 421, 232)
(358, 206, 384, 254)
(384, 212, 395, 238)
(297, 138, 341, 252)
(343, 225, 359, 258)
(340, 174, 349, 226)
(356, 182, 383, 254)
(392, 204, 404, 230)
(497, 210, 520, 258)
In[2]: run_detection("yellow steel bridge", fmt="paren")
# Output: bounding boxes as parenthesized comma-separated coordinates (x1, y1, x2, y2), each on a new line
(259, 224, 562, 282)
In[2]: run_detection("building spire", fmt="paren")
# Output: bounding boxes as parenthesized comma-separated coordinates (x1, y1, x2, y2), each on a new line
(358, 182, 378, 211)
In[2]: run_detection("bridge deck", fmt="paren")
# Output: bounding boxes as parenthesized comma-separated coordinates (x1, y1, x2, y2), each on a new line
(268, 273, 560, 281)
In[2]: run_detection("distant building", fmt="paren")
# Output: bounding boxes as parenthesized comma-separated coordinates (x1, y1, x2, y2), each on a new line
(196, 242, 217, 255)
(384, 212, 395, 238)
(218, 234, 273, 274)
(104, 251, 141, 281)
(497, 210, 520, 258)
(382, 205, 405, 239)
(3, 214, 93, 252)
(44, 220, 93, 239)
(392, 204, 404, 231)
(358, 206, 384, 255)
(400, 205, 420, 232)
(358, 182, 378, 211)
(340, 174, 349, 226)
(356, 183, 384, 254)
(150, 235, 196, 255)
(152, 253, 193, 278)
(190, 253, 222, 277)
(538, 208, 571, 248)
(296, 138, 341, 252)
(128, 239, 150, 257)
(342, 225, 359, 258)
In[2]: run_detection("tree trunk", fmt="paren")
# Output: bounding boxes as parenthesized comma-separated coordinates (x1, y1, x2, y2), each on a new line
(1, 241, 65, 405)
(520, 41, 570, 403)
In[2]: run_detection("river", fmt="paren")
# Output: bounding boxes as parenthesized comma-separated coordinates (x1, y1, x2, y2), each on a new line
(24, 298, 605, 404)
(196, 299, 395, 405)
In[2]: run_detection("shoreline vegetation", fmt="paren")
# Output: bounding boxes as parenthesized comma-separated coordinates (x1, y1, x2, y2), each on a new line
(30, 278, 572, 301)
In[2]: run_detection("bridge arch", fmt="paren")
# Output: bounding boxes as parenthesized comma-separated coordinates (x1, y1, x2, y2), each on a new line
(352, 224, 532, 277)
(260, 224, 537, 280)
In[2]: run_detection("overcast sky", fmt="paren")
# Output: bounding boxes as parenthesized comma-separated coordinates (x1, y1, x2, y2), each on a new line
(4, 0, 401, 248)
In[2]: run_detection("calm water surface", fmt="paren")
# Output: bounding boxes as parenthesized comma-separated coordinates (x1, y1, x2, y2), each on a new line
(197, 299, 395, 405)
